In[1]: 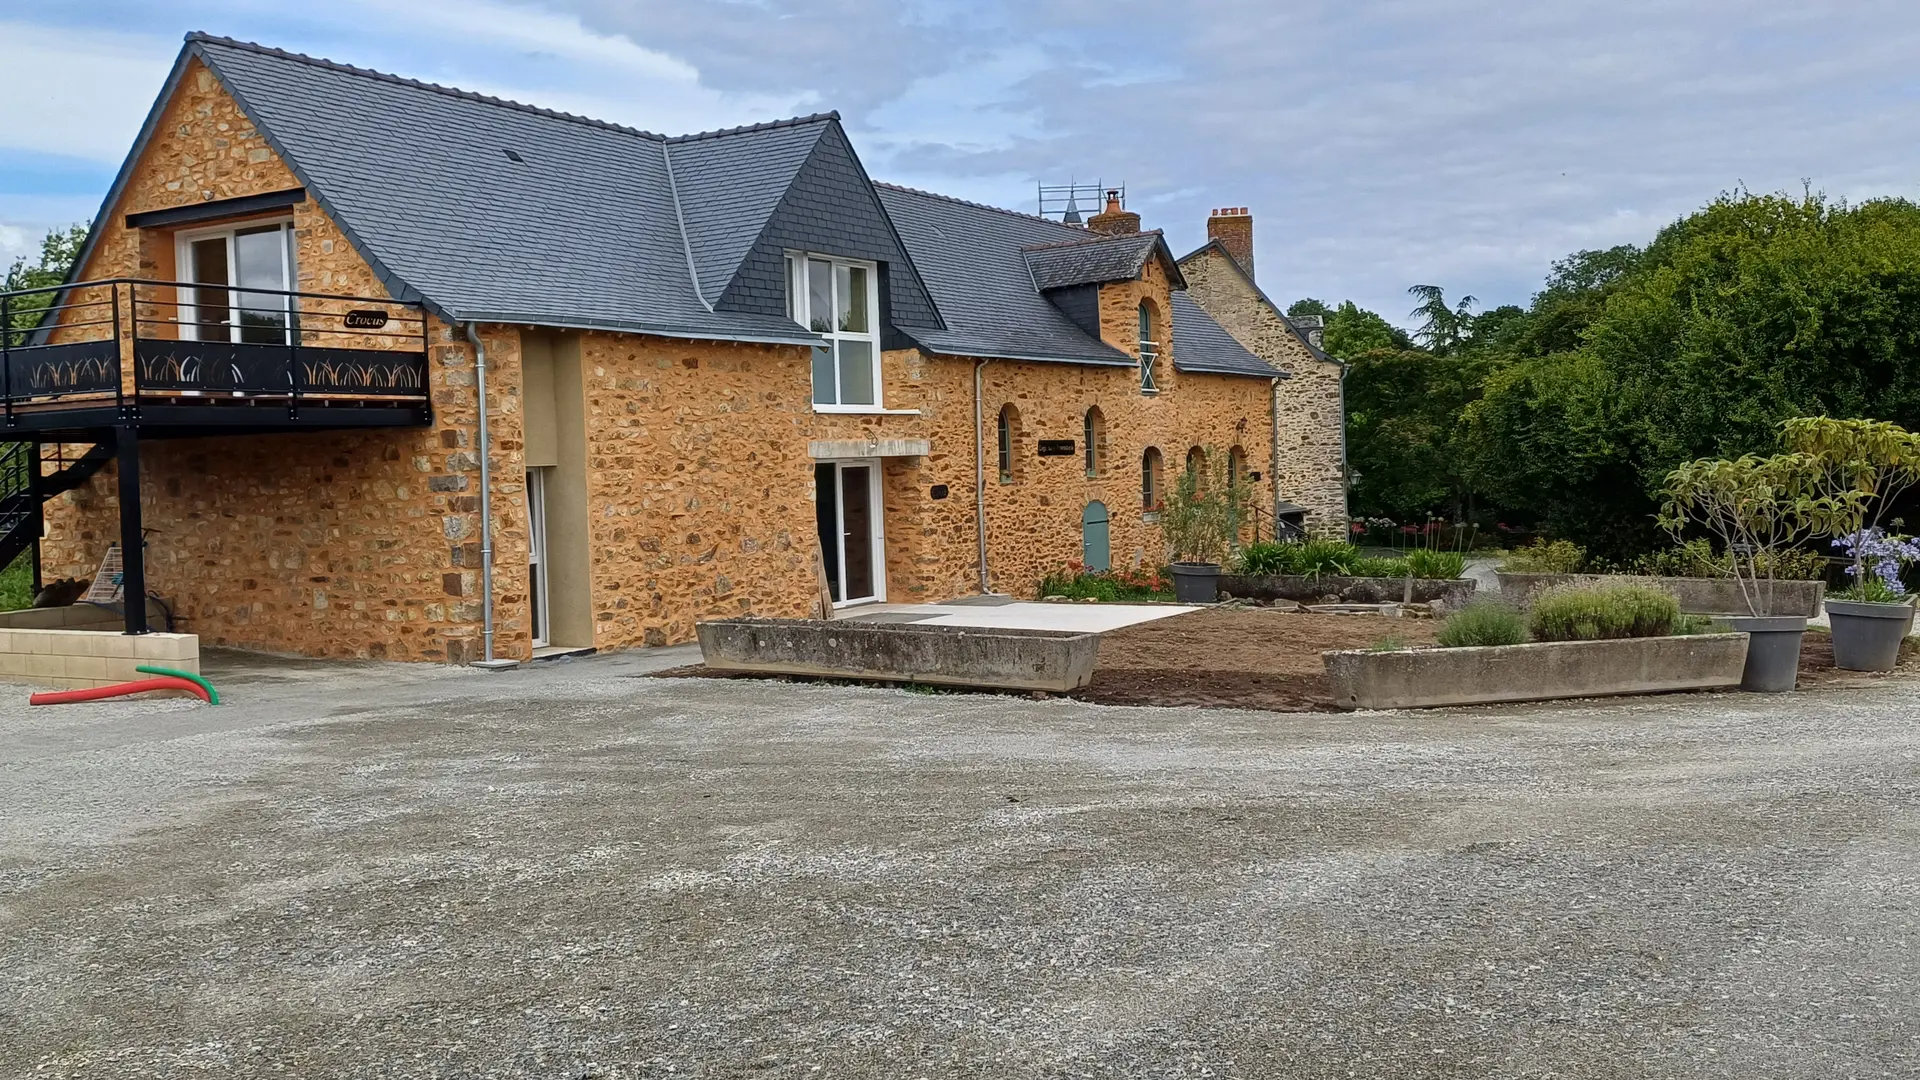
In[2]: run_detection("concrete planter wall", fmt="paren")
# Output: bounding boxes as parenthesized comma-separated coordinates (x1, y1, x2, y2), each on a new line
(1496, 572, 1825, 618)
(1219, 574, 1476, 607)
(696, 618, 1100, 693)
(1323, 633, 1750, 710)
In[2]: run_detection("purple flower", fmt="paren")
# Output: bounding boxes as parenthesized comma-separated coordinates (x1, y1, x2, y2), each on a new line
(1832, 528, 1920, 595)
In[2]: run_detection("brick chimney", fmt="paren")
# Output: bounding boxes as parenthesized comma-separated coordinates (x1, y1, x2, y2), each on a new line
(1208, 206, 1253, 279)
(1087, 188, 1141, 235)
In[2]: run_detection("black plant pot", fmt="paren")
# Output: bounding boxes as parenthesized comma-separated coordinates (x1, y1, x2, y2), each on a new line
(1170, 562, 1221, 604)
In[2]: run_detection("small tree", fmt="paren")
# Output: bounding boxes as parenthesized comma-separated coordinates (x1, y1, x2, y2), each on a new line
(1779, 416, 1920, 587)
(1159, 447, 1252, 565)
(1659, 453, 1860, 616)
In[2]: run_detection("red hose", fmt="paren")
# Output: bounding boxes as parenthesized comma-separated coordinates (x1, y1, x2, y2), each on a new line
(30, 676, 211, 706)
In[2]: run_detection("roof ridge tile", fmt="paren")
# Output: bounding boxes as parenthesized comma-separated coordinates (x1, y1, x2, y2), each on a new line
(874, 181, 1084, 231)
(188, 31, 680, 141)
(664, 112, 842, 143)
(1019, 230, 1162, 253)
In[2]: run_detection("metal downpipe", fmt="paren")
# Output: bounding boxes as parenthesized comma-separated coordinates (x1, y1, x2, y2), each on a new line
(973, 357, 990, 593)
(463, 322, 508, 668)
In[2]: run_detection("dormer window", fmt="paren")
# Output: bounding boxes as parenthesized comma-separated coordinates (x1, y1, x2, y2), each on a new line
(787, 254, 881, 409)
(1137, 300, 1158, 394)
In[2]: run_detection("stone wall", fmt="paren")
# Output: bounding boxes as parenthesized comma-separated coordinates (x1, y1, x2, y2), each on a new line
(40, 58, 507, 662)
(1179, 246, 1349, 538)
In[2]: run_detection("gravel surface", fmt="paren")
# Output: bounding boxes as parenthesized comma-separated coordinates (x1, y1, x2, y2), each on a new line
(3, 646, 1918, 1077)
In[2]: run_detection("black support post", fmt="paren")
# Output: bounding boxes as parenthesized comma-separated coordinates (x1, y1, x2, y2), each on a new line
(28, 442, 41, 597)
(115, 427, 146, 635)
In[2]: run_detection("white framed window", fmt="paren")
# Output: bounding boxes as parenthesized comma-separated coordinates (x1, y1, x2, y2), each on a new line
(176, 220, 296, 345)
(1137, 300, 1159, 394)
(787, 253, 881, 409)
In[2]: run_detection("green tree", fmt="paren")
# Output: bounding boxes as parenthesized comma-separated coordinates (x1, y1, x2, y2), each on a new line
(4, 223, 89, 345)
(1407, 284, 1477, 354)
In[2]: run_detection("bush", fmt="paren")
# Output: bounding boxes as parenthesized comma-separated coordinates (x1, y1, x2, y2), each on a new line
(1351, 556, 1410, 577)
(0, 554, 29, 612)
(1672, 613, 1717, 636)
(1232, 539, 1362, 577)
(1436, 600, 1529, 647)
(1406, 549, 1467, 579)
(1502, 538, 1586, 574)
(1617, 538, 1828, 581)
(1037, 564, 1171, 602)
(1528, 583, 1681, 642)
(1234, 541, 1293, 575)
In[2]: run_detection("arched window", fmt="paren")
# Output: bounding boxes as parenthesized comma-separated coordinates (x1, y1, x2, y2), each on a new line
(1137, 301, 1159, 393)
(1083, 406, 1105, 479)
(1141, 447, 1163, 511)
(1186, 446, 1207, 491)
(997, 404, 1019, 482)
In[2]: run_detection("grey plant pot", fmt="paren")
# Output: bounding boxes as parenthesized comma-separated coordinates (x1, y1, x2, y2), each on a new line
(1169, 562, 1222, 604)
(1825, 599, 1916, 672)
(1714, 615, 1808, 692)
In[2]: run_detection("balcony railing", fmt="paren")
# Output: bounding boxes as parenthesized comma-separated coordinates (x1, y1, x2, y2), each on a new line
(0, 278, 430, 424)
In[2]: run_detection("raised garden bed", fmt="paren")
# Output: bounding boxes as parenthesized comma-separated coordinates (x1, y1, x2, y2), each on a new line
(1323, 633, 1750, 711)
(1497, 572, 1825, 617)
(695, 618, 1099, 692)
(1219, 573, 1475, 607)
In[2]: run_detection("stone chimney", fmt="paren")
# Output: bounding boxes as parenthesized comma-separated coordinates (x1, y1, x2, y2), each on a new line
(1208, 206, 1253, 278)
(1087, 188, 1141, 235)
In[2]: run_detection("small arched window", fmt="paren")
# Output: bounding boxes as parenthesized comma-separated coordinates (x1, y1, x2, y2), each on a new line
(1141, 447, 1163, 511)
(997, 404, 1019, 482)
(1083, 406, 1105, 479)
(1137, 301, 1159, 393)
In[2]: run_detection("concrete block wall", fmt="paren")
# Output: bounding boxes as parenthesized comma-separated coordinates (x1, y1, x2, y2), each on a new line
(0, 630, 200, 690)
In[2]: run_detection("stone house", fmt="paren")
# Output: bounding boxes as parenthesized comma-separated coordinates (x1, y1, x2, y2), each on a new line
(1178, 210, 1350, 539)
(5, 33, 1344, 663)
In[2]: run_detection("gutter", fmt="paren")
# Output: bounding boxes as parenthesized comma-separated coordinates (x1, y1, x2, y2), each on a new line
(973, 357, 991, 593)
(465, 323, 516, 670)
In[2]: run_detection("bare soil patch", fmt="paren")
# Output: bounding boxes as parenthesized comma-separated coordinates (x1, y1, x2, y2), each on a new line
(1073, 608, 1434, 711)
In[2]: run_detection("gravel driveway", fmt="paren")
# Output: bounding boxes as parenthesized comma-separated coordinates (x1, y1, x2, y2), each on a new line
(2, 647, 1917, 1078)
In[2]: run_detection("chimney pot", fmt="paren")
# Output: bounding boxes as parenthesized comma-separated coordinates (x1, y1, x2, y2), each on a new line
(1088, 188, 1141, 235)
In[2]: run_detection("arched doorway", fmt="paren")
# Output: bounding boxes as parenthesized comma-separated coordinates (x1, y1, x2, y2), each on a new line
(1081, 501, 1111, 571)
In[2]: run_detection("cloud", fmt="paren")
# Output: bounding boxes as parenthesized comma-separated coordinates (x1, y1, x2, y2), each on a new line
(12, 0, 1920, 325)
(0, 22, 177, 161)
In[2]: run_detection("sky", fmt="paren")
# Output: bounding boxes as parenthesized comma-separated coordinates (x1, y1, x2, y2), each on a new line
(5, 0, 1920, 326)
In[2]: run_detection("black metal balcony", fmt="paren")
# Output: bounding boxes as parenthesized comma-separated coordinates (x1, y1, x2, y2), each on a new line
(0, 278, 432, 437)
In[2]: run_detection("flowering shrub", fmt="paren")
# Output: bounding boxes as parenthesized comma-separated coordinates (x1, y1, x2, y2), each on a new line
(1831, 528, 1920, 602)
(1037, 563, 1172, 602)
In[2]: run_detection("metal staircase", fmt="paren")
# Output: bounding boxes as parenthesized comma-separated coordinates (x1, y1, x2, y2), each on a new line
(0, 441, 113, 581)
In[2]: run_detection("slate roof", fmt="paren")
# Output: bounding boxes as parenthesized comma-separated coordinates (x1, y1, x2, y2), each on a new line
(875, 185, 1133, 367)
(1021, 231, 1183, 292)
(877, 186, 1274, 378)
(129, 35, 832, 345)
(70, 33, 1275, 379)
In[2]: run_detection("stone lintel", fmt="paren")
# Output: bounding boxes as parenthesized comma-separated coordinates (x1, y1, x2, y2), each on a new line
(808, 439, 930, 460)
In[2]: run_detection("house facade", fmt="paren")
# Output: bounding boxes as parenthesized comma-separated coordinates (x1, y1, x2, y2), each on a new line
(13, 34, 1342, 663)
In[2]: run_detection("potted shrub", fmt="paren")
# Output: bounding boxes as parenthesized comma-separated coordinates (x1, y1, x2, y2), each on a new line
(1159, 448, 1251, 604)
(1782, 417, 1920, 671)
(1825, 529, 1920, 670)
(1660, 452, 1861, 691)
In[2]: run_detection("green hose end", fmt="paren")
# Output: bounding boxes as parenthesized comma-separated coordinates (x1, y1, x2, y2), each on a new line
(135, 665, 219, 705)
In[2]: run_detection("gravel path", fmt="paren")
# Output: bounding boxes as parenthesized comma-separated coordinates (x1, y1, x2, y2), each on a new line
(2, 647, 1917, 1077)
